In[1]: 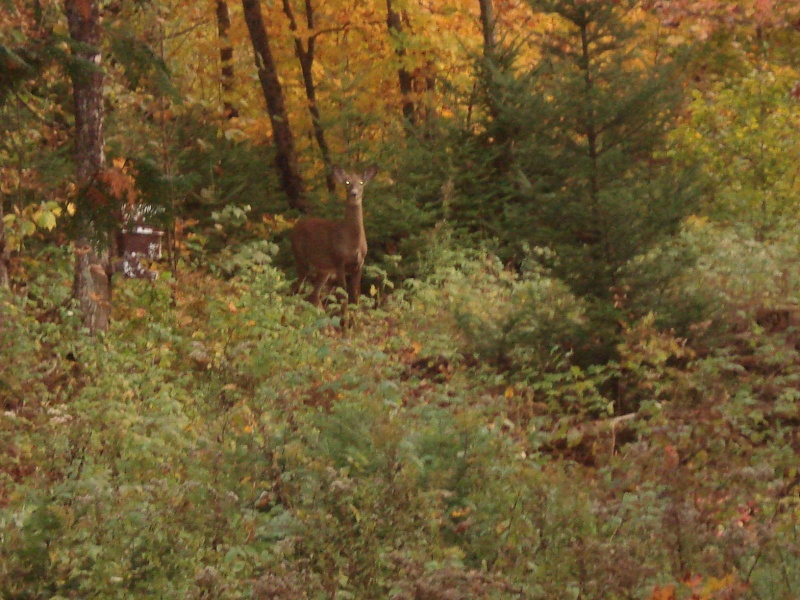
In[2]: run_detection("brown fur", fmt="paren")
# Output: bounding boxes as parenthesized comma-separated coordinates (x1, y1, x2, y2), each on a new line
(290, 165, 378, 307)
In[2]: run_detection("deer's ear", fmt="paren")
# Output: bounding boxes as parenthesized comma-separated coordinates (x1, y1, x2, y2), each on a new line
(363, 164, 378, 183)
(332, 166, 346, 183)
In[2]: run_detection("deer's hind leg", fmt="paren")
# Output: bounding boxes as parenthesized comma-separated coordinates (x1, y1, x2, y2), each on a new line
(308, 271, 331, 307)
(291, 263, 309, 296)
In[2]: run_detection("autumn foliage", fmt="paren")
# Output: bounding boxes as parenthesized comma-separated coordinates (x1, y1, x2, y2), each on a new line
(3, 0, 800, 598)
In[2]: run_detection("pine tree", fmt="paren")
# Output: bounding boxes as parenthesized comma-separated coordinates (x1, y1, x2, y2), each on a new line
(515, 0, 698, 301)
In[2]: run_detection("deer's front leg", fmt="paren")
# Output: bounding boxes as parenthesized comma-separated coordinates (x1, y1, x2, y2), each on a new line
(334, 266, 349, 308)
(348, 266, 362, 304)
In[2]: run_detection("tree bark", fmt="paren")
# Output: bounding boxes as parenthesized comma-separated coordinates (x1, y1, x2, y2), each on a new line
(478, 0, 496, 58)
(0, 192, 9, 290)
(386, 0, 416, 127)
(215, 0, 238, 118)
(478, 0, 498, 122)
(242, 0, 307, 212)
(65, 0, 111, 334)
(281, 0, 335, 193)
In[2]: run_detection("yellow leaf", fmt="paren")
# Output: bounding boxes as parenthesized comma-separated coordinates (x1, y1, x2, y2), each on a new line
(665, 34, 685, 47)
(685, 214, 708, 228)
(450, 506, 471, 519)
(113, 157, 127, 169)
(504, 387, 515, 399)
(349, 504, 361, 522)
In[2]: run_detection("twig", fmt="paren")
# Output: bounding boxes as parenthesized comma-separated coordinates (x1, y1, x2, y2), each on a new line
(13, 90, 66, 130)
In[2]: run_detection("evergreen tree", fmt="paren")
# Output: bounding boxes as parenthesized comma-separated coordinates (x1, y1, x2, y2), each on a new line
(513, 0, 698, 301)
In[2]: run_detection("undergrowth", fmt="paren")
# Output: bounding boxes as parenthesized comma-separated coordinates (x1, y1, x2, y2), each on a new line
(2, 221, 800, 599)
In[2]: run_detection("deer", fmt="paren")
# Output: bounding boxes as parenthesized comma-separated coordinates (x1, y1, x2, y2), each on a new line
(290, 164, 378, 309)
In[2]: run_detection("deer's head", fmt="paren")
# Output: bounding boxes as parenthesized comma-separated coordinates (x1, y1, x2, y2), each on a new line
(332, 165, 378, 207)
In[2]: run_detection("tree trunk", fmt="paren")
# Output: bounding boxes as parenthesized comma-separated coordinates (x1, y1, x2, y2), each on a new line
(0, 192, 9, 290)
(478, 0, 495, 57)
(65, 0, 111, 334)
(215, 0, 238, 118)
(241, 0, 307, 212)
(386, 0, 416, 127)
(478, 0, 498, 123)
(281, 0, 335, 193)
(578, 18, 614, 285)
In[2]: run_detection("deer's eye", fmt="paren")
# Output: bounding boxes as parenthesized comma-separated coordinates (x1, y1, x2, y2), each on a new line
(345, 181, 351, 186)
(359, 180, 364, 185)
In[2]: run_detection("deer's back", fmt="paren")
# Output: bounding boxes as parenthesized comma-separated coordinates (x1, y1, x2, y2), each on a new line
(291, 218, 365, 271)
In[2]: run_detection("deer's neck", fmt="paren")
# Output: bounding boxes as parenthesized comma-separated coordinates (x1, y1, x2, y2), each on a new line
(342, 203, 365, 241)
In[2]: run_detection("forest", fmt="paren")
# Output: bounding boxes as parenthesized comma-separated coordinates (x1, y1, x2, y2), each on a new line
(2, 0, 800, 597)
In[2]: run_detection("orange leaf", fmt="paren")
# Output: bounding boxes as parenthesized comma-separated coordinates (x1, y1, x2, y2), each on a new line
(72, 0, 94, 20)
(664, 445, 680, 470)
(648, 584, 676, 600)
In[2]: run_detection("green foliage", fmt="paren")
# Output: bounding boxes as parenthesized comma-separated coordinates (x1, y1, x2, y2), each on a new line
(626, 219, 800, 340)
(670, 63, 800, 234)
(0, 44, 39, 100)
(445, 41, 531, 250)
(171, 112, 285, 217)
(618, 221, 712, 336)
(6, 222, 800, 598)
(108, 28, 180, 102)
(412, 239, 585, 370)
(7, 2, 800, 596)
(516, 0, 699, 300)
(367, 117, 460, 276)
(443, 0, 700, 303)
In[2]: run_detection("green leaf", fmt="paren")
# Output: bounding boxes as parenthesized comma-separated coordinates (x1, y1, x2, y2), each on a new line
(36, 211, 57, 231)
(20, 220, 36, 236)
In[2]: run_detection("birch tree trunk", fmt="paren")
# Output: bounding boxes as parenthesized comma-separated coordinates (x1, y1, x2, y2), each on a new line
(215, 0, 238, 118)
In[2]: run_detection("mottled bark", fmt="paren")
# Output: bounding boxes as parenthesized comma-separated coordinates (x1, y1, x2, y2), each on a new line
(242, 0, 307, 212)
(281, 0, 335, 193)
(65, 0, 111, 334)
(387, 0, 416, 127)
(215, 0, 238, 118)
(0, 193, 9, 290)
